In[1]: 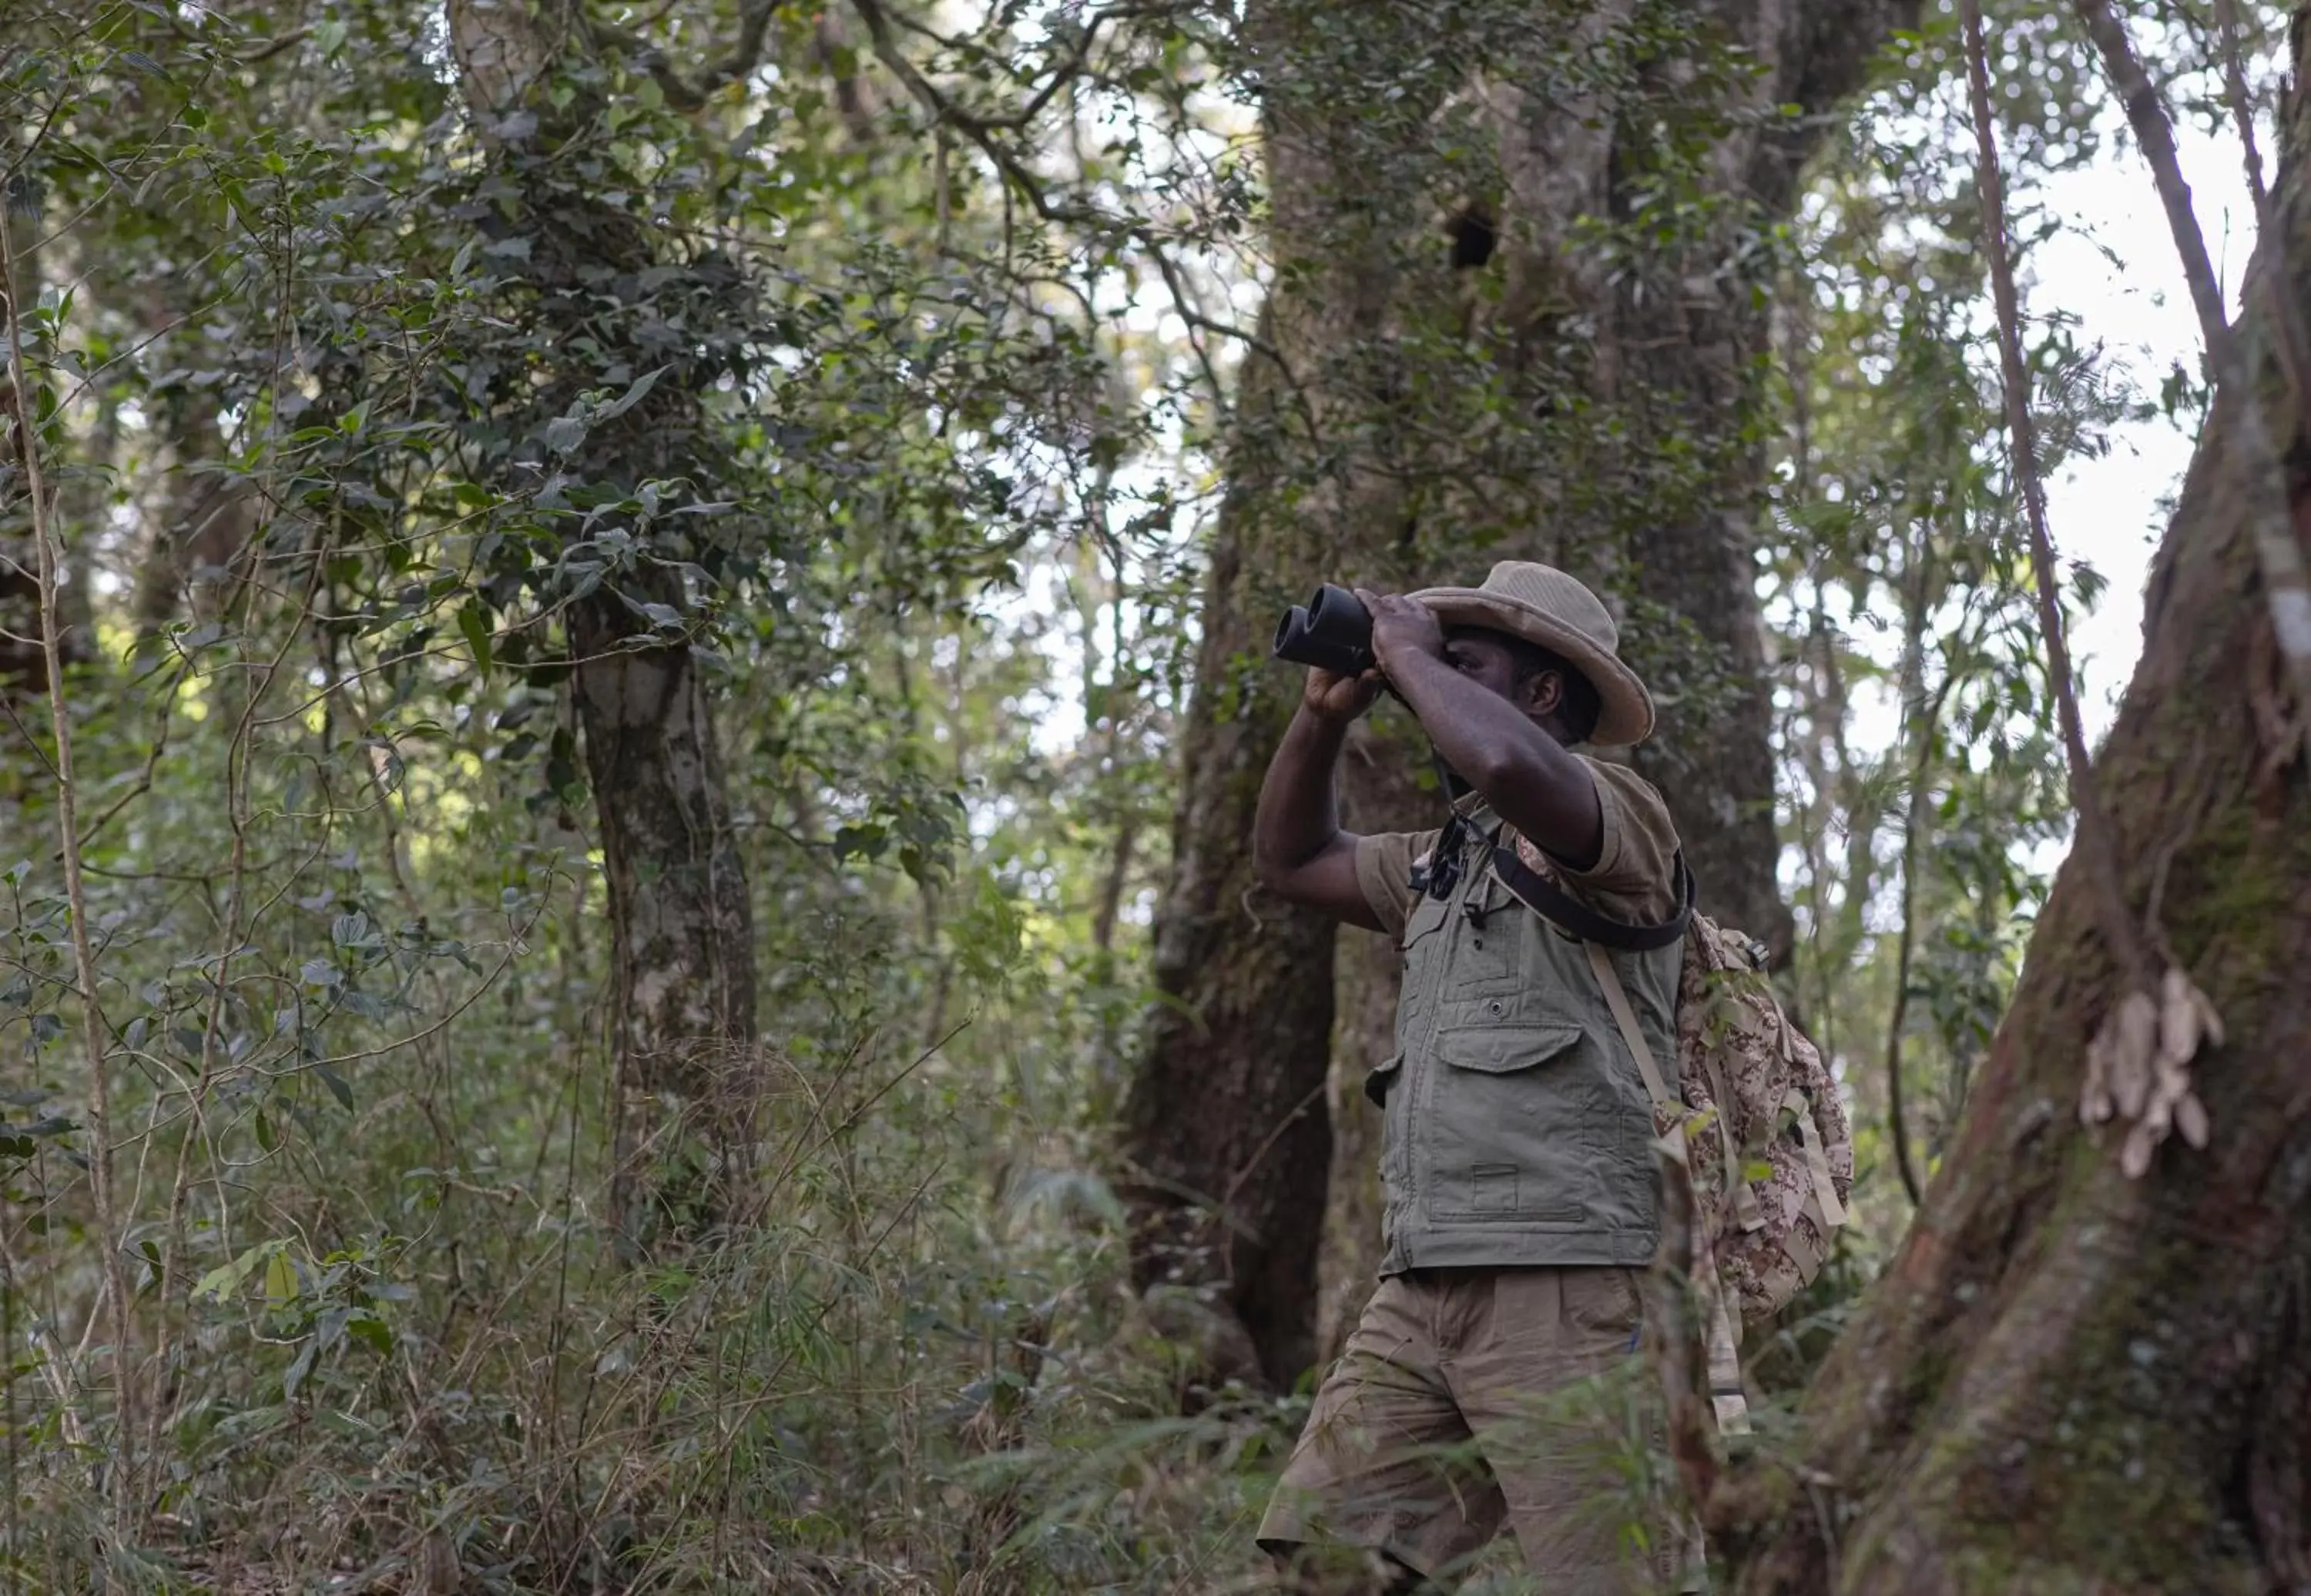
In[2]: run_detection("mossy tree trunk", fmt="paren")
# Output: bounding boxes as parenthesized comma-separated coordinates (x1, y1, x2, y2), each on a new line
(1125, 0, 1917, 1389)
(1724, 28, 2311, 1586)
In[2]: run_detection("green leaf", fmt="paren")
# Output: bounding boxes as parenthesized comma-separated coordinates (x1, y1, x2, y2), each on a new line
(315, 1066, 355, 1113)
(194, 1240, 281, 1303)
(832, 823, 887, 863)
(281, 1337, 317, 1402)
(263, 1249, 300, 1307)
(597, 365, 666, 421)
(458, 603, 494, 674)
(344, 1309, 394, 1356)
(544, 414, 587, 456)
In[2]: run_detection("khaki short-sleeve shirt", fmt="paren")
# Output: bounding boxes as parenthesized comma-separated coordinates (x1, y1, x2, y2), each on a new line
(1352, 756, 1681, 937)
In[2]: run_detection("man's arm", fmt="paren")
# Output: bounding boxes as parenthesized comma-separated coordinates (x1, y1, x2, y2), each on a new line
(1360, 591, 1605, 870)
(1252, 669, 1390, 933)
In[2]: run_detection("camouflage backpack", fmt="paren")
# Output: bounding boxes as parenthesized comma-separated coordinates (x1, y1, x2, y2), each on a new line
(1494, 837, 1853, 1427)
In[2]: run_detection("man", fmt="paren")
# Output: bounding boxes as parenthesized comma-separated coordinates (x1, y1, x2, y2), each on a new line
(1252, 561, 1689, 1594)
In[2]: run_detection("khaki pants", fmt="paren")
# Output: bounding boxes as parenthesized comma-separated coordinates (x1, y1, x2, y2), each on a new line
(1257, 1267, 1691, 1593)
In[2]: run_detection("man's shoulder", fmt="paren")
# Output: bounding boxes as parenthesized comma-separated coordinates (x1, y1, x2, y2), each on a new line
(1524, 753, 1682, 923)
(1578, 753, 1675, 827)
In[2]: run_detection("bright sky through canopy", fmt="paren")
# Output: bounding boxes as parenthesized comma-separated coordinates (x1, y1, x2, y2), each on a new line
(2038, 118, 2252, 742)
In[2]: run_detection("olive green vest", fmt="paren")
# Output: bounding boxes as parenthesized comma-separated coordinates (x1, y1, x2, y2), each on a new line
(1367, 804, 1684, 1273)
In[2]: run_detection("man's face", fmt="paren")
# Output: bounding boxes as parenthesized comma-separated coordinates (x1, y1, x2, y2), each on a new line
(1442, 626, 1561, 725)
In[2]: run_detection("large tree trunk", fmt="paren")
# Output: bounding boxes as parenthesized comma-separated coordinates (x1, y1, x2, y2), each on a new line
(1723, 32, 2311, 1589)
(1126, 0, 1915, 1390)
(448, 0, 760, 1252)
(1119, 0, 1469, 1389)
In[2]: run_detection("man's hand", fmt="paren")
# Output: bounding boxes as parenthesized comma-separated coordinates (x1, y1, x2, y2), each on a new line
(1303, 663, 1384, 726)
(1356, 588, 1446, 676)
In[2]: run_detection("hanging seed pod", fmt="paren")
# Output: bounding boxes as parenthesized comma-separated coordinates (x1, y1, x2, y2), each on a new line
(2192, 984, 2225, 1050)
(2109, 991, 2158, 1121)
(2081, 1025, 2116, 1125)
(2121, 1119, 2158, 1179)
(2175, 1091, 2211, 1149)
(2158, 966, 2201, 1064)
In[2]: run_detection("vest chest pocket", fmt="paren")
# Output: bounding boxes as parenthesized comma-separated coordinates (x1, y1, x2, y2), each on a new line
(1435, 870, 1525, 998)
(1425, 1021, 1599, 1226)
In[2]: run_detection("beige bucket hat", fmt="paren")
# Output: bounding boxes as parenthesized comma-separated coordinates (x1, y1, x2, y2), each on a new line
(1408, 560, 1655, 746)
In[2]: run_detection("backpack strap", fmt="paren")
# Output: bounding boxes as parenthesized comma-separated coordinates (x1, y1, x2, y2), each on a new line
(1586, 941, 1677, 1113)
(1703, 1276, 1752, 1435)
(1491, 845, 1695, 951)
(1783, 1086, 1850, 1230)
(1588, 939, 1759, 1414)
(1711, 1049, 1768, 1235)
(1587, 943, 1759, 1236)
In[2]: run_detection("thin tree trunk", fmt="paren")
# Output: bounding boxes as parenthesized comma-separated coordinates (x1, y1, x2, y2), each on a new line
(1722, 24, 2311, 1585)
(448, 0, 760, 1252)
(571, 583, 759, 1245)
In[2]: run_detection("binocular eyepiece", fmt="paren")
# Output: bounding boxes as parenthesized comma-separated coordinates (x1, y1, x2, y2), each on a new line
(1273, 583, 1375, 676)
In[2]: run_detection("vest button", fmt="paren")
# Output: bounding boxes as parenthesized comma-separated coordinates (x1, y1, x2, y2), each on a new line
(1471, 937, 1484, 949)
(1488, 1000, 1504, 1017)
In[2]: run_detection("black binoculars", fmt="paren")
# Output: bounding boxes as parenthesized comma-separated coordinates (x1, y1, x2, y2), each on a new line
(1272, 583, 1374, 676)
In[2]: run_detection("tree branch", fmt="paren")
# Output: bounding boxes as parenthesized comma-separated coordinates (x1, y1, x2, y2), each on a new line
(2071, 0, 2311, 720)
(2209, 0, 2311, 441)
(1957, 0, 2158, 995)
(845, 0, 1297, 423)
(1883, 647, 1956, 1210)
(0, 187, 143, 1529)
(592, 0, 779, 112)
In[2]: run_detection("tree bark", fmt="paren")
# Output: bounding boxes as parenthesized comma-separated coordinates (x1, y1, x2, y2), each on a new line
(447, 0, 760, 1250)
(1125, 0, 1917, 1390)
(571, 580, 759, 1243)
(1722, 30, 2311, 1586)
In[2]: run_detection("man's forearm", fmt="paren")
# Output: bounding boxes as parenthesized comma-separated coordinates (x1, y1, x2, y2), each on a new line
(1387, 652, 1602, 867)
(1254, 705, 1350, 877)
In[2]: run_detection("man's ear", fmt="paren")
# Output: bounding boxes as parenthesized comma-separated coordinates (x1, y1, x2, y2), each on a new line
(1523, 668, 1565, 720)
